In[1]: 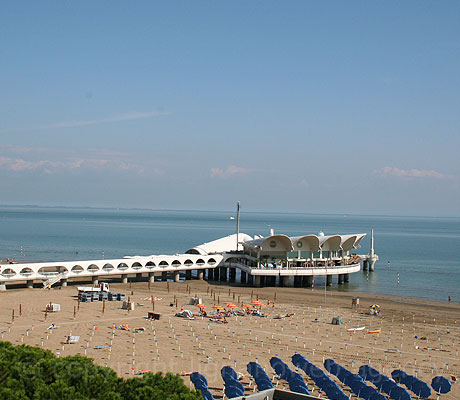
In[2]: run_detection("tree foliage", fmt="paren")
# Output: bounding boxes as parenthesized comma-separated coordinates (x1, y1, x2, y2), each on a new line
(0, 342, 202, 400)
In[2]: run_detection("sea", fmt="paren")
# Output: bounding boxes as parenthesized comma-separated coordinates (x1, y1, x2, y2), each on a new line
(0, 206, 459, 303)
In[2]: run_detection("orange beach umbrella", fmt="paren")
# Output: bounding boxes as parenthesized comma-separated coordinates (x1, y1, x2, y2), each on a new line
(196, 304, 206, 308)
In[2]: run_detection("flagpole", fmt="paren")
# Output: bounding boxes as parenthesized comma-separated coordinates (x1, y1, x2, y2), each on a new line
(236, 201, 240, 252)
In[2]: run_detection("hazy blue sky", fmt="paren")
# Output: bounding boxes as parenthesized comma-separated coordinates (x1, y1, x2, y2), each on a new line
(1, 1, 459, 216)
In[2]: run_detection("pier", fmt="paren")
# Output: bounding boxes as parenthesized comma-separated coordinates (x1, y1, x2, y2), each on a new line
(0, 230, 378, 290)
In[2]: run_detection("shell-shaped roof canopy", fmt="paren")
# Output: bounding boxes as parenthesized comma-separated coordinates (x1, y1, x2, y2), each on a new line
(291, 235, 320, 252)
(243, 233, 367, 252)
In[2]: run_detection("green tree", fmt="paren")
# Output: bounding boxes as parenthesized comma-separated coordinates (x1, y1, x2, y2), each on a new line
(0, 342, 203, 400)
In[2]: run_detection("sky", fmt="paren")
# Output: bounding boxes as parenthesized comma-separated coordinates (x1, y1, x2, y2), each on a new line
(1, 1, 459, 216)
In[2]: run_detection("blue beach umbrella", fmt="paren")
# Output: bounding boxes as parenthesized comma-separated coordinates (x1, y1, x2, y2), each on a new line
(431, 376, 452, 394)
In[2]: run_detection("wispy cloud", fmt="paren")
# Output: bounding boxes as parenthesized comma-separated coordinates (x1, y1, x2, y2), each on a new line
(41, 110, 170, 129)
(375, 166, 454, 180)
(0, 146, 163, 176)
(299, 179, 309, 186)
(210, 165, 253, 179)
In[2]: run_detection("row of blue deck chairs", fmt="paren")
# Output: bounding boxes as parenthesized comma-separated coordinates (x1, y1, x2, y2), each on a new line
(391, 369, 432, 398)
(292, 353, 349, 400)
(359, 365, 415, 400)
(324, 359, 387, 400)
(270, 356, 310, 395)
(191, 356, 452, 400)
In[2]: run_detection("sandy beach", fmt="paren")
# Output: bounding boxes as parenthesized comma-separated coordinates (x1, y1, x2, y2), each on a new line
(1, 279, 458, 399)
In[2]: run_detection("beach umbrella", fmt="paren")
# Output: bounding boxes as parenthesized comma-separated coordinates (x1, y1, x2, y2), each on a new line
(196, 304, 206, 308)
(213, 305, 224, 310)
(431, 376, 452, 394)
(228, 304, 238, 308)
(251, 300, 261, 304)
(242, 304, 252, 308)
(224, 302, 233, 305)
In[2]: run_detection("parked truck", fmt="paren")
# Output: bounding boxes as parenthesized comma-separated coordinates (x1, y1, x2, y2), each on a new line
(77, 282, 110, 294)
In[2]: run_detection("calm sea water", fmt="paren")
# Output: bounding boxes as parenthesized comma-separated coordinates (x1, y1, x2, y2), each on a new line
(0, 206, 459, 303)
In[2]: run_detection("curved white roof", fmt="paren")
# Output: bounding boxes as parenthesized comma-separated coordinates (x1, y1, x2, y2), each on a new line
(291, 235, 320, 252)
(243, 233, 367, 252)
(244, 234, 293, 252)
(186, 233, 254, 255)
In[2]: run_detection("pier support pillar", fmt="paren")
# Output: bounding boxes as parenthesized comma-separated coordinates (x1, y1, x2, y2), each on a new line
(344, 273, 350, 283)
(148, 272, 155, 284)
(254, 275, 261, 287)
(338, 274, 344, 284)
(121, 275, 128, 284)
(185, 270, 192, 280)
(294, 276, 302, 288)
(174, 271, 180, 283)
(0, 281, 5, 291)
(219, 267, 227, 282)
(213, 267, 219, 281)
(61, 278, 68, 287)
(267, 276, 276, 286)
(326, 275, 332, 286)
(240, 271, 247, 284)
(229, 267, 236, 282)
(281, 276, 292, 287)
(198, 270, 204, 280)
(369, 258, 376, 271)
(363, 260, 368, 271)
(27, 280, 34, 289)
(208, 268, 214, 281)
(136, 273, 142, 282)
(248, 274, 254, 285)
(303, 276, 313, 288)
(162, 272, 168, 281)
(92, 276, 99, 286)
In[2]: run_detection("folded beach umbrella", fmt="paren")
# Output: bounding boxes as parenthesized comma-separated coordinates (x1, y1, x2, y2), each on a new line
(270, 357, 291, 381)
(292, 353, 309, 366)
(431, 376, 452, 394)
(247, 362, 274, 391)
(190, 372, 214, 400)
(324, 385, 349, 400)
(390, 386, 412, 400)
(369, 393, 387, 400)
(323, 358, 336, 373)
(224, 386, 243, 399)
(222, 375, 244, 395)
(221, 366, 238, 381)
(190, 372, 208, 387)
(198, 387, 215, 400)
(380, 377, 396, 394)
(391, 369, 408, 383)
